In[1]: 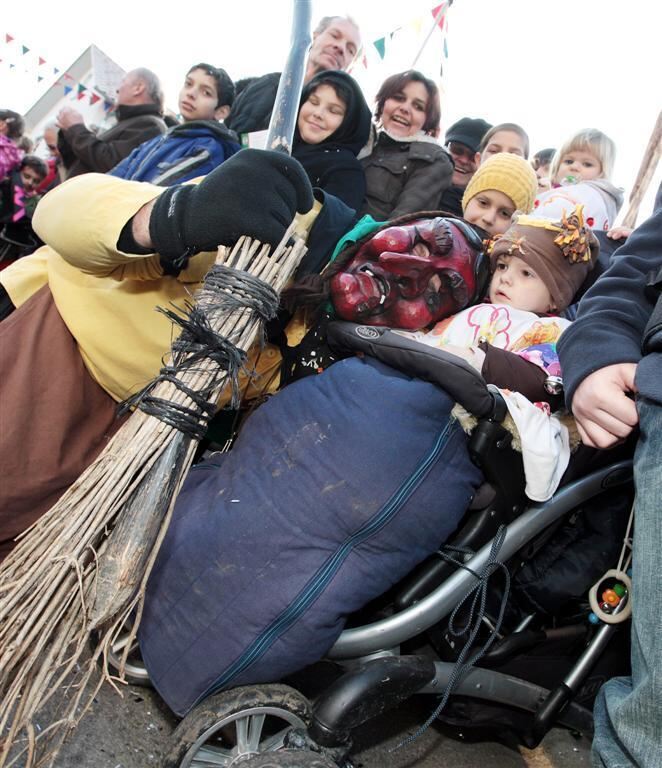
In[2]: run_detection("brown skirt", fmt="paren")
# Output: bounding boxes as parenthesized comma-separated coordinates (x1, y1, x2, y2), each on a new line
(0, 285, 125, 560)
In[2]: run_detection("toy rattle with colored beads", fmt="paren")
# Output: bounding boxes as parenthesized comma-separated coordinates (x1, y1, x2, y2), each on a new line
(588, 505, 634, 625)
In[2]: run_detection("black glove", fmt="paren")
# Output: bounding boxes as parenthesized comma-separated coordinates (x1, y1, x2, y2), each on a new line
(149, 149, 314, 275)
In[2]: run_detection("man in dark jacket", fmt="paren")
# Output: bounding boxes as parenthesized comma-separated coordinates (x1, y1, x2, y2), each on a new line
(558, 205, 662, 768)
(56, 67, 167, 178)
(438, 117, 491, 216)
(226, 15, 361, 137)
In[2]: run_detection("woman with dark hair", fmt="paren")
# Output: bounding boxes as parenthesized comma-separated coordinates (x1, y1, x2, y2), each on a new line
(292, 70, 371, 212)
(360, 70, 453, 221)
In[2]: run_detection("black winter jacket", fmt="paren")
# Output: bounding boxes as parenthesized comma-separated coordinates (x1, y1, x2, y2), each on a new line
(58, 103, 167, 178)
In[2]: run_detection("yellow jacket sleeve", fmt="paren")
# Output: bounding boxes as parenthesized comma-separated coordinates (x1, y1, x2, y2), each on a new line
(0, 246, 50, 307)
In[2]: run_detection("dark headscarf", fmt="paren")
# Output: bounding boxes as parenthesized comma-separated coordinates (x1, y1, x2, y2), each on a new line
(294, 70, 371, 158)
(292, 72, 371, 212)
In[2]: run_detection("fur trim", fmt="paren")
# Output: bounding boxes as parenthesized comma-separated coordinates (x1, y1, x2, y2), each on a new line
(451, 403, 581, 453)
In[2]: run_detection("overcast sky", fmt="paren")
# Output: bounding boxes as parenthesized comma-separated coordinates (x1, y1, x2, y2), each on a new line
(2, 0, 660, 223)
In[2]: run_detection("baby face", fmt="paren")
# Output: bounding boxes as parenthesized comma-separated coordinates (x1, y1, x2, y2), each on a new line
(489, 254, 554, 314)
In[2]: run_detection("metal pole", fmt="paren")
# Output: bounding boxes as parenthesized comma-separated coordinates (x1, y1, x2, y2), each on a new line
(266, 0, 312, 154)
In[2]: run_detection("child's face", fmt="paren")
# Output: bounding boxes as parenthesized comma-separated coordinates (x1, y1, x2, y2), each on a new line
(380, 80, 428, 138)
(19, 166, 45, 195)
(179, 69, 222, 122)
(554, 149, 602, 184)
(480, 130, 527, 163)
(297, 84, 346, 144)
(463, 190, 516, 236)
(489, 254, 554, 313)
(536, 162, 551, 192)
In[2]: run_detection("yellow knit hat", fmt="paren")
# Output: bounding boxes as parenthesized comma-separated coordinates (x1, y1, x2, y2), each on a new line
(462, 154, 538, 214)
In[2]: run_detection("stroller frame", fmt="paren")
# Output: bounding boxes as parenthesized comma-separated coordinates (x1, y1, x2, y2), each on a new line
(159, 325, 634, 767)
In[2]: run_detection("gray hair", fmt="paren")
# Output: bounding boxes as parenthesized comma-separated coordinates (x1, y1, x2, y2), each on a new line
(314, 14, 360, 37)
(129, 67, 164, 110)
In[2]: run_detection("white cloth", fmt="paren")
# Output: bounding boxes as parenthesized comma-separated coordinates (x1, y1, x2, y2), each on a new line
(406, 303, 571, 378)
(501, 390, 570, 501)
(401, 303, 573, 500)
(534, 180, 622, 231)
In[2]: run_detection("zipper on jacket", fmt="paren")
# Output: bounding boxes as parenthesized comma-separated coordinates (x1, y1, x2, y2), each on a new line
(192, 419, 456, 704)
(153, 149, 211, 186)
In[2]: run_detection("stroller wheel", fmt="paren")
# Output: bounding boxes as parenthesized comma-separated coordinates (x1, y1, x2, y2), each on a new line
(164, 684, 312, 768)
(236, 750, 338, 767)
(105, 624, 152, 687)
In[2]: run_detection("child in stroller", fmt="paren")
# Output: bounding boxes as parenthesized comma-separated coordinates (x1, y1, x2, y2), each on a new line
(138, 205, 605, 744)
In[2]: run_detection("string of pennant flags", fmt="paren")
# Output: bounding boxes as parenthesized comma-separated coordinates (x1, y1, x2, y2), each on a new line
(369, 3, 450, 64)
(2, 3, 451, 111)
(1, 32, 115, 111)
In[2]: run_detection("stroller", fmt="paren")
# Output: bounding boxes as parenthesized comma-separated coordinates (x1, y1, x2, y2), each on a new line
(108, 321, 634, 768)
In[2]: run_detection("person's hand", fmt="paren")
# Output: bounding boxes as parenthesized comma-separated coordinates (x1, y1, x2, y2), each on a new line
(56, 107, 85, 130)
(606, 225, 633, 240)
(148, 149, 314, 274)
(571, 363, 639, 448)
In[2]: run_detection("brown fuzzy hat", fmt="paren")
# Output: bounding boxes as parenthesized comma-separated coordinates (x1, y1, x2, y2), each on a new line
(489, 205, 599, 312)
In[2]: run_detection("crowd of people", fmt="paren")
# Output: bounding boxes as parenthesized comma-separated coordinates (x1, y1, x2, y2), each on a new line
(0, 13, 660, 768)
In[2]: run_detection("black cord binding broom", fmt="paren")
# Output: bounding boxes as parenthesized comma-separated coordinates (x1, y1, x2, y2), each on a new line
(0, 2, 312, 764)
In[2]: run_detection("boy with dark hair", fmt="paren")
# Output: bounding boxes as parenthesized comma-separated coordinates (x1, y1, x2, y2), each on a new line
(18, 155, 48, 197)
(109, 63, 240, 185)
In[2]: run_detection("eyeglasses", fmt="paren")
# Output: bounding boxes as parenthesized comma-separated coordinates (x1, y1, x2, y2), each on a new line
(446, 141, 476, 160)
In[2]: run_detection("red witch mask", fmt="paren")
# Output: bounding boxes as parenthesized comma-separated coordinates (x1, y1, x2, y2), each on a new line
(330, 218, 485, 329)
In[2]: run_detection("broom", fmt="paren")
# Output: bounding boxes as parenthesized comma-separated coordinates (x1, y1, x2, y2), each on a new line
(0, 2, 312, 765)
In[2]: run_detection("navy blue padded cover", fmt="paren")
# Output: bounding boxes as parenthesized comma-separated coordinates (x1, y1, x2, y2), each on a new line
(140, 357, 483, 715)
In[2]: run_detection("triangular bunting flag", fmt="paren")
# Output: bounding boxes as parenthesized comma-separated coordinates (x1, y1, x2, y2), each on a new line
(77, 83, 87, 94)
(38, 56, 46, 66)
(21, 45, 29, 55)
(5, 34, 14, 44)
(64, 72, 73, 81)
(431, 3, 447, 30)
(38, 75, 44, 82)
(103, 100, 113, 112)
(89, 93, 101, 106)
(64, 85, 73, 96)
(54, 67, 60, 74)
(373, 37, 386, 59)
(411, 17, 424, 35)
(389, 26, 402, 40)
(9, 63, 15, 70)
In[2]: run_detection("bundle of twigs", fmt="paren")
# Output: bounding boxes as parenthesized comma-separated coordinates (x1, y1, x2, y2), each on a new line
(0, 229, 307, 767)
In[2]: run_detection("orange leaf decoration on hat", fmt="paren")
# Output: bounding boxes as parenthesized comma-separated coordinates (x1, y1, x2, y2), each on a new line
(553, 204, 592, 264)
(484, 234, 502, 256)
(504, 235, 527, 256)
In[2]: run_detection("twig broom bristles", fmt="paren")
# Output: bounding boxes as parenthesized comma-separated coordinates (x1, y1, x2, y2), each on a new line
(0, 229, 308, 767)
